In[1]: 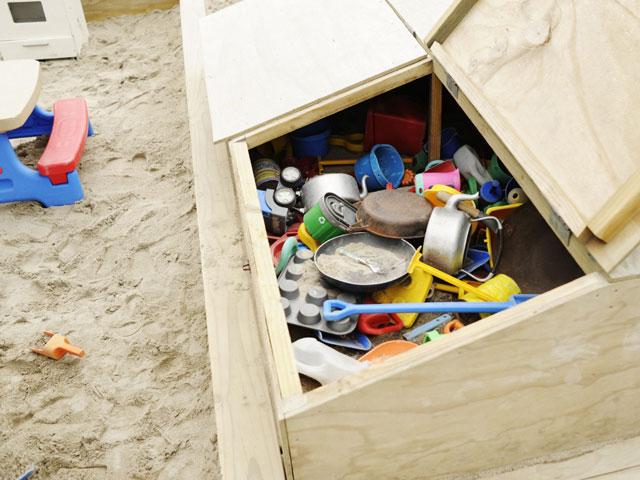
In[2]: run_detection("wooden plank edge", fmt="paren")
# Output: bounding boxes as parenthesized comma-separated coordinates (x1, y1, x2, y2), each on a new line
(227, 140, 302, 399)
(231, 57, 432, 148)
(83, 0, 178, 21)
(424, 0, 478, 47)
(431, 42, 640, 275)
(180, 0, 289, 477)
(282, 273, 607, 416)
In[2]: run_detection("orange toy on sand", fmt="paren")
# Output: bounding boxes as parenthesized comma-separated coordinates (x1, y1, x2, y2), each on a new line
(32, 331, 85, 360)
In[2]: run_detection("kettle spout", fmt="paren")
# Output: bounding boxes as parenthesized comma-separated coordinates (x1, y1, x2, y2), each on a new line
(359, 175, 369, 199)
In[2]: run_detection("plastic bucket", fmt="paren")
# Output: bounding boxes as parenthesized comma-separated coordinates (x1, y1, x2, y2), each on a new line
(414, 169, 461, 194)
(355, 144, 404, 191)
(291, 119, 331, 158)
(441, 127, 462, 159)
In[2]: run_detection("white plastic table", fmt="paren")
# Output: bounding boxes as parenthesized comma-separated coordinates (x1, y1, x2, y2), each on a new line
(0, 59, 41, 133)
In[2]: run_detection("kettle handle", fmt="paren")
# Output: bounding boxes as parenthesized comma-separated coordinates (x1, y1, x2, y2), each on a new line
(359, 175, 369, 199)
(444, 192, 479, 209)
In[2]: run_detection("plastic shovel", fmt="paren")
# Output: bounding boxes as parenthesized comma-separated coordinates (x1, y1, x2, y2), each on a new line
(323, 294, 537, 321)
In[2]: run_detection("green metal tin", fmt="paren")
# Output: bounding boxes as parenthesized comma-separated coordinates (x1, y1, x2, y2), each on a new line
(303, 193, 357, 244)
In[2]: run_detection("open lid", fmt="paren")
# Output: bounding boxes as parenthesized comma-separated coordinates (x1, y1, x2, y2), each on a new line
(199, 0, 427, 143)
(426, 0, 640, 274)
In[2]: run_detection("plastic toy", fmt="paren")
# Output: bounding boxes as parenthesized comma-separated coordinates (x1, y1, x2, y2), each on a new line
(329, 133, 364, 153)
(364, 95, 426, 155)
(1, 99, 93, 206)
(453, 145, 493, 186)
(480, 180, 503, 204)
(359, 340, 417, 363)
(443, 319, 465, 333)
(372, 267, 433, 328)
(323, 294, 537, 321)
(415, 169, 461, 194)
(462, 274, 521, 304)
(507, 187, 528, 204)
(403, 313, 455, 341)
(297, 223, 320, 252)
(355, 144, 404, 190)
(423, 330, 442, 343)
(291, 119, 331, 158)
(487, 154, 511, 184)
(408, 249, 499, 301)
(358, 312, 404, 335)
(293, 337, 367, 385)
(316, 330, 372, 351)
(32, 331, 85, 360)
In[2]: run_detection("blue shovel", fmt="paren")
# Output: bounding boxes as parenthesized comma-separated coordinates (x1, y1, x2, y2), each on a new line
(323, 294, 537, 321)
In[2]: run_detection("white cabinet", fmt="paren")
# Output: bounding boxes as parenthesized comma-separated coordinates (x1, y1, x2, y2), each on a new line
(0, 0, 88, 60)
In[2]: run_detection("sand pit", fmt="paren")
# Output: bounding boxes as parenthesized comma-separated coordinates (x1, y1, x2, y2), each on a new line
(0, 6, 225, 478)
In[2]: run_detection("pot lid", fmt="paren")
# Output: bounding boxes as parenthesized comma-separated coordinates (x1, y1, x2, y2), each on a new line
(426, 0, 640, 274)
(199, 0, 427, 142)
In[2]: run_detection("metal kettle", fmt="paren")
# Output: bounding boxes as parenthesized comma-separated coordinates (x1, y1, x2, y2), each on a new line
(422, 192, 479, 275)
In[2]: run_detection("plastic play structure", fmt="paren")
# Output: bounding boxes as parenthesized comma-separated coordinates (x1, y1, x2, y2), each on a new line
(0, 59, 93, 207)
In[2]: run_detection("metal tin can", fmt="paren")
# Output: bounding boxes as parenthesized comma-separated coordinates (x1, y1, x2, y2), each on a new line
(303, 193, 357, 244)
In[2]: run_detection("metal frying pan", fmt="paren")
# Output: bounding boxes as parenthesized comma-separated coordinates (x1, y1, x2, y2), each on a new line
(314, 232, 416, 293)
(349, 189, 432, 239)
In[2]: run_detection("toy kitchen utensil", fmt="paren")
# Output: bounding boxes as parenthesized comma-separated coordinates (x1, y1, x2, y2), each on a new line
(301, 173, 368, 211)
(314, 232, 416, 293)
(422, 192, 480, 274)
(355, 143, 404, 190)
(323, 294, 537, 321)
(303, 193, 357, 244)
(293, 337, 368, 385)
(351, 188, 432, 239)
(279, 248, 359, 335)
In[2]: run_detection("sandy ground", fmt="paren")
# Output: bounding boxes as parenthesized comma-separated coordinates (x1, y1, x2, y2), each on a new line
(0, 7, 225, 479)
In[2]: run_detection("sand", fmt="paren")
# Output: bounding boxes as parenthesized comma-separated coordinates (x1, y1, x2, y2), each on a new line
(0, 6, 226, 479)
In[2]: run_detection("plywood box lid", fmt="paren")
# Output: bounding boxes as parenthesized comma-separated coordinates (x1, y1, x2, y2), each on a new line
(427, 0, 640, 275)
(199, 0, 427, 143)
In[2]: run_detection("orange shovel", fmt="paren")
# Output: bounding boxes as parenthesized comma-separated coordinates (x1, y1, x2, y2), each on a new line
(32, 331, 85, 360)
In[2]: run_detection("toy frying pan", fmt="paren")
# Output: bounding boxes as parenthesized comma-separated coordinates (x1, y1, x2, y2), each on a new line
(314, 232, 416, 292)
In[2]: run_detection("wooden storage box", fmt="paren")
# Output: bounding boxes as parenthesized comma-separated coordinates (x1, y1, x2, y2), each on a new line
(181, 0, 640, 478)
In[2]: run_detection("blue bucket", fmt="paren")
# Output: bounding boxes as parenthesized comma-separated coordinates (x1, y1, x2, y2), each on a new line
(355, 144, 404, 190)
(291, 119, 331, 157)
(440, 127, 462, 159)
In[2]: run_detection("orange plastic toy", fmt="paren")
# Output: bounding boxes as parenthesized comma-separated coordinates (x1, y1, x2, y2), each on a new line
(32, 331, 85, 360)
(443, 319, 465, 333)
(359, 340, 417, 363)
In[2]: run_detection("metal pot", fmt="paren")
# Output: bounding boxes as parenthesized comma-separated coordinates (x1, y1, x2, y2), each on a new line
(301, 174, 368, 211)
(422, 193, 479, 274)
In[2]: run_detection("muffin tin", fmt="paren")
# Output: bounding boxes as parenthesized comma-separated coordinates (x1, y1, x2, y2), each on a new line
(278, 248, 358, 334)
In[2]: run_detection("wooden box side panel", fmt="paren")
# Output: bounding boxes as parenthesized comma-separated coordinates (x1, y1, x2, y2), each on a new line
(284, 274, 640, 479)
(181, 0, 287, 478)
(81, 0, 178, 21)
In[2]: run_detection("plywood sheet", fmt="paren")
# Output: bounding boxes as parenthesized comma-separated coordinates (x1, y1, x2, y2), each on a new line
(200, 0, 427, 142)
(440, 0, 640, 249)
(386, 0, 456, 46)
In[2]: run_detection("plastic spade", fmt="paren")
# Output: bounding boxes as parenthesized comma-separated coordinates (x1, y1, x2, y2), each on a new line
(323, 294, 537, 321)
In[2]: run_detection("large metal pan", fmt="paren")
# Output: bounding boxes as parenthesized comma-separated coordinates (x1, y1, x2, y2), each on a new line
(314, 232, 416, 293)
(350, 189, 432, 239)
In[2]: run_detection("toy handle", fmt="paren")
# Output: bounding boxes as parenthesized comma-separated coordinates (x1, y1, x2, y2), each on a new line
(323, 299, 354, 321)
